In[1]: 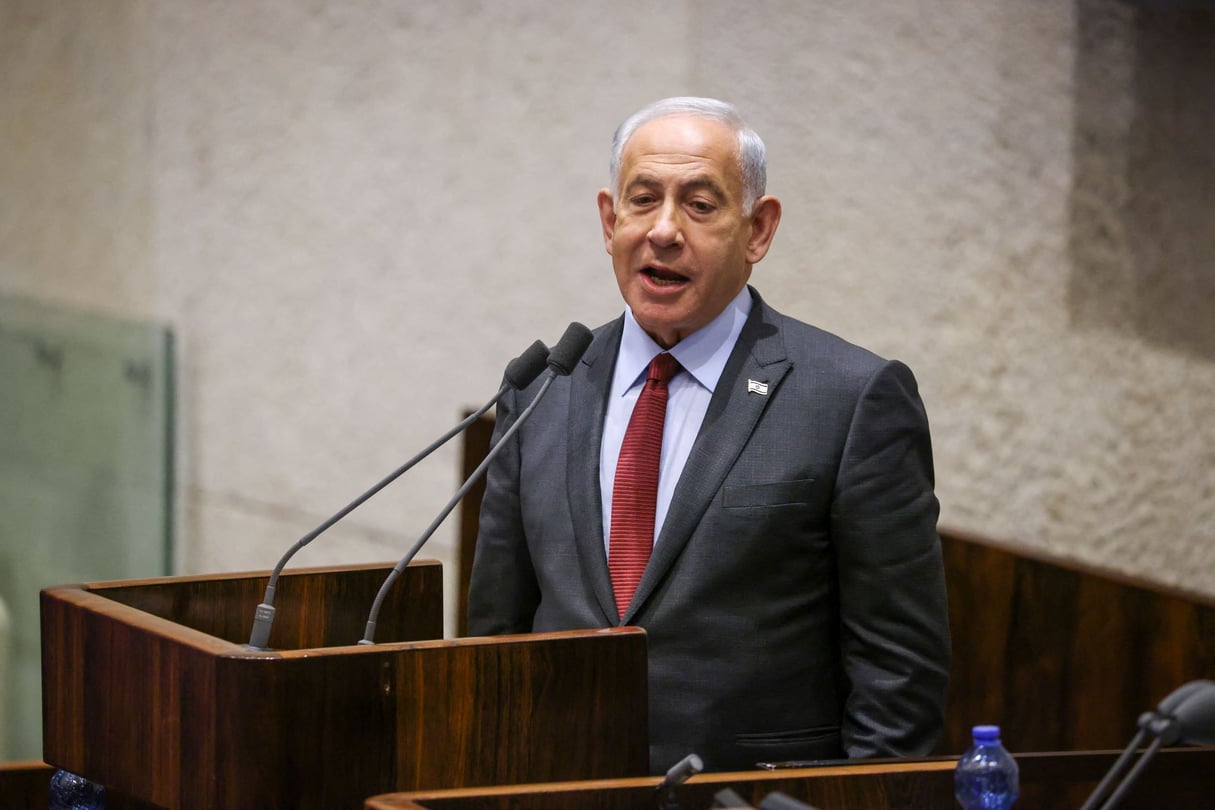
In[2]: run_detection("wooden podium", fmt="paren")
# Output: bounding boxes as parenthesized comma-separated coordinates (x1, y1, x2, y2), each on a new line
(39, 561, 649, 810)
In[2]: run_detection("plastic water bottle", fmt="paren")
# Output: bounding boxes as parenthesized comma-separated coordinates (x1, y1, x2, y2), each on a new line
(955, 725, 1019, 809)
(48, 769, 105, 810)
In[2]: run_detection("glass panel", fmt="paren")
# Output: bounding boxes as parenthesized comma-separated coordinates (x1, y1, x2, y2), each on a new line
(0, 294, 173, 761)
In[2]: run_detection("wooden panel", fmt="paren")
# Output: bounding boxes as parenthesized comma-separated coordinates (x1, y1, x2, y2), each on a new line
(941, 528, 1215, 754)
(365, 748, 1215, 810)
(208, 630, 648, 807)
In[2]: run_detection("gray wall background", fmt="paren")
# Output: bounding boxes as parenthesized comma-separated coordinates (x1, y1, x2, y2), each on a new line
(3, 0, 1214, 639)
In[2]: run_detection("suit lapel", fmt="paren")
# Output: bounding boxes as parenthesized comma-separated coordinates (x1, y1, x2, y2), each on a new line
(566, 318, 624, 625)
(621, 292, 792, 623)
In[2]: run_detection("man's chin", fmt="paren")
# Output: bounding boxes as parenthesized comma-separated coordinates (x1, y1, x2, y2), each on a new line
(632, 311, 688, 349)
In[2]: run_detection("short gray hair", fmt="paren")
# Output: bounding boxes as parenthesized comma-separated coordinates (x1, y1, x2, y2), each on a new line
(609, 97, 768, 214)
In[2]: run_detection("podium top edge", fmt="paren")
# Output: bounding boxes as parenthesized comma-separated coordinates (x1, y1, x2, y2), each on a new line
(39, 559, 443, 593)
(242, 626, 649, 659)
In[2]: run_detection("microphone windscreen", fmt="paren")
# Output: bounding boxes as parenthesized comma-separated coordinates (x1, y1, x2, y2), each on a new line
(1175, 680, 1215, 745)
(546, 322, 594, 375)
(504, 340, 550, 389)
(661, 753, 704, 786)
(758, 792, 819, 810)
(712, 787, 755, 809)
(1156, 679, 1211, 714)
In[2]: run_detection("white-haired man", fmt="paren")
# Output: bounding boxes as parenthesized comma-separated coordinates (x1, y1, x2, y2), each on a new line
(469, 97, 951, 772)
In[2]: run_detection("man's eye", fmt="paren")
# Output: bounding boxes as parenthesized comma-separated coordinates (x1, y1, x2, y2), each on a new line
(632, 195, 657, 206)
(690, 201, 715, 214)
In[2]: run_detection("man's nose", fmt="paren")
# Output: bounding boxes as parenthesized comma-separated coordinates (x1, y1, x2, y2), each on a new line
(647, 201, 683, 247)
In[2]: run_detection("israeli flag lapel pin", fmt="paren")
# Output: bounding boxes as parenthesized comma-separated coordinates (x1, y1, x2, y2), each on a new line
(747, 379, 769, 396)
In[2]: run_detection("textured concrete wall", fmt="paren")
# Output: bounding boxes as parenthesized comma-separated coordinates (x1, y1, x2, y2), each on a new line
(3, 0, 1213, 636)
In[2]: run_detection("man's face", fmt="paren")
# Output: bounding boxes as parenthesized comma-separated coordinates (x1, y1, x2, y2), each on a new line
(597, 114, 778, 348)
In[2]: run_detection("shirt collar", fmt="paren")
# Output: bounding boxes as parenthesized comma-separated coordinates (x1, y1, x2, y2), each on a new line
(613, 286, 753, 397)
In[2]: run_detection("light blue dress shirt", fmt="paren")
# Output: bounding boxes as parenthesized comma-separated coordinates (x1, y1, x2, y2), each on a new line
(600, 287, 753, 555)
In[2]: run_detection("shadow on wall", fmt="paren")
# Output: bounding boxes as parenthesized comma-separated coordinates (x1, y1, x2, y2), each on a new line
(0, 594, 8, 760)
(1068, 0, 1215, 359)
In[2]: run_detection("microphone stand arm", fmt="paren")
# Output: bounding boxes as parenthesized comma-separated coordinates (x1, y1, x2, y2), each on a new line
(1097, 732, 1167, 810)
(1077, 725, 1148, 810)
(246, 385, 506, 650)
(358, 374, 556, 645)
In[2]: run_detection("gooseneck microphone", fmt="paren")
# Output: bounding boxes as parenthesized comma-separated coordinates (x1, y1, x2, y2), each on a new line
(757, 793, 819, 810)
(1080, 679, 1215, 810)
(245, 339, 551, 650)
(656, 753, 704, 810)
(358, 322, 594, 645)
(711, 788, 754, 809)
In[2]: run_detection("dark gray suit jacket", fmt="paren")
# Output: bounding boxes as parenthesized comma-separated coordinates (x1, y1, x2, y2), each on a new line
(467, 288, 950, 773)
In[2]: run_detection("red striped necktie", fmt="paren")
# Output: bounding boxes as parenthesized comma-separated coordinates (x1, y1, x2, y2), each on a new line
(609, 352, 681, 620)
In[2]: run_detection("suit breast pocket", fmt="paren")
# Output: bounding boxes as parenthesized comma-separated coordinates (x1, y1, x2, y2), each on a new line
(722, 478, 816, 509)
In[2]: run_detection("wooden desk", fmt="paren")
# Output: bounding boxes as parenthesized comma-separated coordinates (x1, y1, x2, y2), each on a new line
(366, 748, 1215, 810)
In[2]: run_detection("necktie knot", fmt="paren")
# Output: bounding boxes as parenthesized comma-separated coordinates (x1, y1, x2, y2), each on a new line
(647, 352, 681, 386)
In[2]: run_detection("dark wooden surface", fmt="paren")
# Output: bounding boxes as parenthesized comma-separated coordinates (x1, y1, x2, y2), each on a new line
(940, 528, 1215, 755)
(365, 748, 1215, 810)
(39, 562, 649, 810)
(456, 413, 1215, 758)
(0, 760, 54, 810)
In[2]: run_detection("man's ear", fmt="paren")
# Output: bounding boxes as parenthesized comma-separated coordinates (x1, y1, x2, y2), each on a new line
(597, 189, 616, 255)
(745, 195, 782, 264)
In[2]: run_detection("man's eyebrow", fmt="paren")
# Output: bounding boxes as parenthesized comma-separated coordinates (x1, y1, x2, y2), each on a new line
(623, 172, 728, 199)
(623, 173, 663, 192)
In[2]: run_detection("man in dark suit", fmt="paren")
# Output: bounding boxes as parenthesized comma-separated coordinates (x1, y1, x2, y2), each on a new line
(467, 97, 950, 773)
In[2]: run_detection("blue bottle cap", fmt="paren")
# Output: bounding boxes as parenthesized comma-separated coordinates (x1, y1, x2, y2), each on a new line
(972, 724, 1001, 741)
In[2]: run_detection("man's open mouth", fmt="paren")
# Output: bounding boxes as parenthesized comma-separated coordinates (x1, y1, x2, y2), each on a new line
(642, 266, 689, 287)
